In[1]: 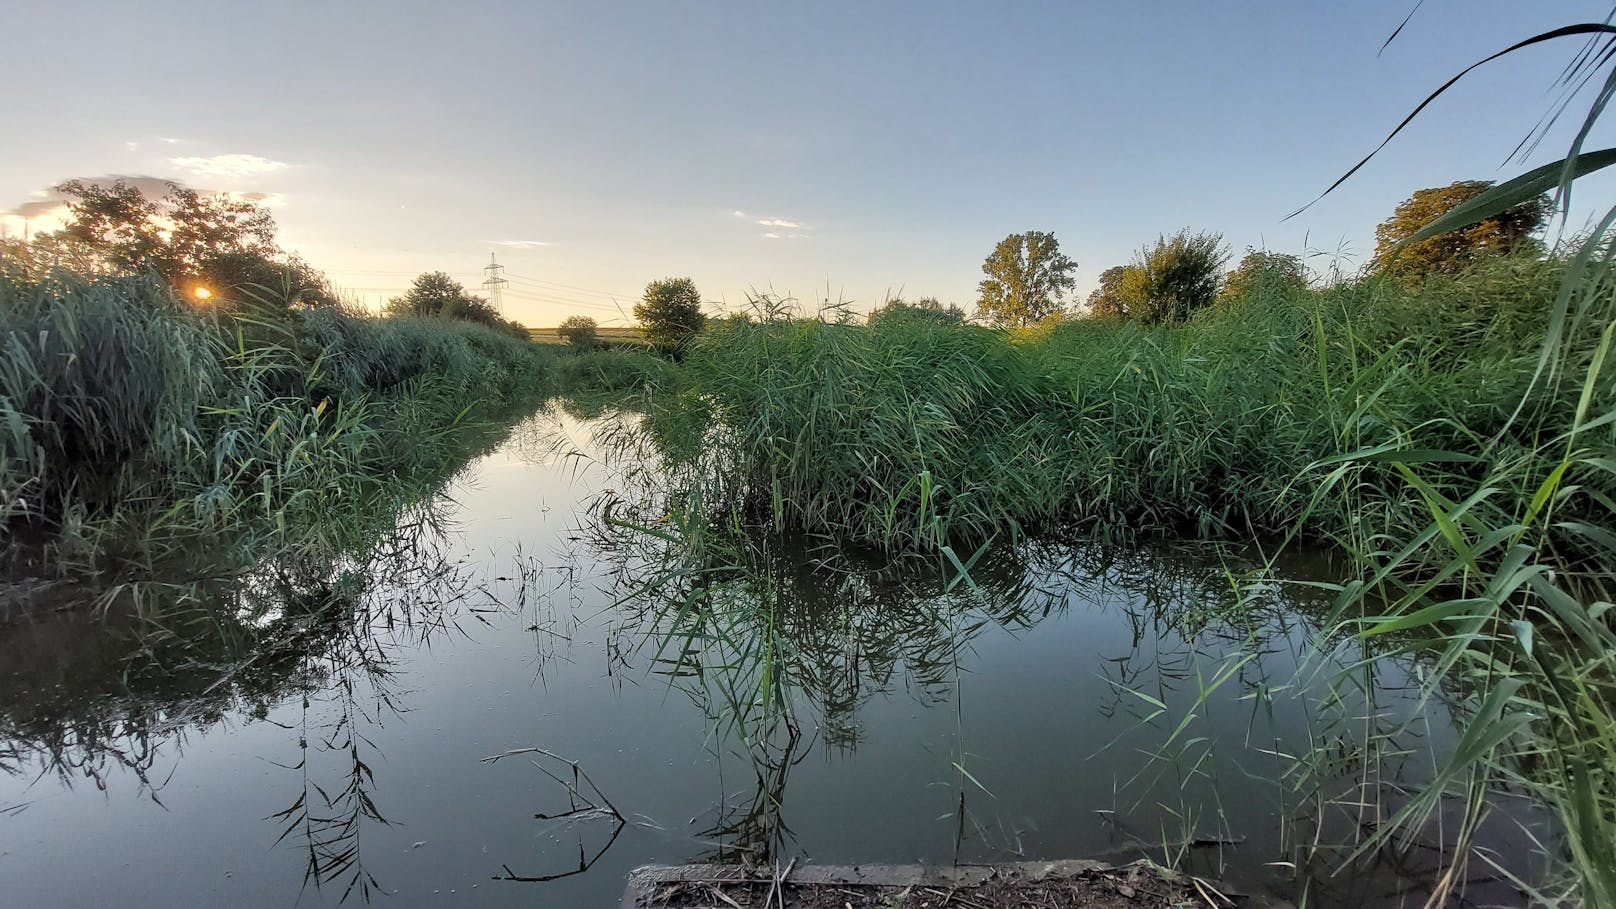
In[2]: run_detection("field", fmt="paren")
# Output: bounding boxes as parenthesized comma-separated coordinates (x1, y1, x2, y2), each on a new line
(527, 324, 648, 346)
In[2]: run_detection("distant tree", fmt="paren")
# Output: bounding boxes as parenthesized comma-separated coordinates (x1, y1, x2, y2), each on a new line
(557, 315, 599, 348)
(388, 271, 478, 318)
(48, 178, 333, 307)
(636, 277, 706, 353)
(976, 231, 1077, 327)
(1085, 265, 1147, 319)
(1130, 230, 1229, 325)
(867, 295, 967, 326)
(1370, 180, 1552, 279)
(1220, 250, 1307, 303)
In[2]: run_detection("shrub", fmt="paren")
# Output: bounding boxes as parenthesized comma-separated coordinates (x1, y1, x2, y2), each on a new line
(557, 315, 600, 348)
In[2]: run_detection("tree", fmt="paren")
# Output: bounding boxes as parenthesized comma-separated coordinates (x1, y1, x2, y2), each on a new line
(386, 271, 528, 337)
(387, 271, 478, 318)
(975, 231, 1077, 326)
(557, 315, 599, 348)
(636, 277, 706, 353)
(48, 179, 333, 307)
(1220, 250, 1307, 303)
(1370, 180, 1552, 279)
(1129, 230, 1229, 325)
(867, 295, 966, 326)
(1085, 265, 1147, 319)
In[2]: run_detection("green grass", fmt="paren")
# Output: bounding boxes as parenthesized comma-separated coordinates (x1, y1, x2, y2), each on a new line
(0, 268, 558, 578)
(623, 249, 1615, 903)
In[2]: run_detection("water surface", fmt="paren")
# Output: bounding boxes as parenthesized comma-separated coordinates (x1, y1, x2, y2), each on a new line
(0, 404, 1545, 906)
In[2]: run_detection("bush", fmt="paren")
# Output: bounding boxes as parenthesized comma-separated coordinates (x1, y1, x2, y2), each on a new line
(557, 315, 600, 348)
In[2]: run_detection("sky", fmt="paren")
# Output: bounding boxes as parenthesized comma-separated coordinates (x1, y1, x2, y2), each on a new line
(4, 1, 1615, 325)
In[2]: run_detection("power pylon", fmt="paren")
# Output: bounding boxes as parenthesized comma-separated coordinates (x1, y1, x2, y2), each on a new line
(483, 252, 508, 314)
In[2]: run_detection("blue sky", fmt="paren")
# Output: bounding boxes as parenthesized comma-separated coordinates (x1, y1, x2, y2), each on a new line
(4, 1, 1614, 324)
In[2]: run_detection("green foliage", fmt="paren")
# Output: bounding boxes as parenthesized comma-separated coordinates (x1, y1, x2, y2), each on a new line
(1220, 249, 1306, 304)
(556, 315, 600, 348)
(648, 246, 1616, 902)
(865, 295, 966, 327)
(1128, 230, 1229, 325)
(1085, 265, 1147, 319)
(1370, 180, 1552, 279)
(635, 277, 707, 353)
(0, 270, 554, 572)
(386, 271, 528, 339)
(41, 179, 338, 308)
(975, 231, 1077, 326)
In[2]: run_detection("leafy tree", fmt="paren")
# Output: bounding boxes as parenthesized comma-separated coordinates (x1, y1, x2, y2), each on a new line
(557, 315, 599, 348)
(387, 272, 528, 338)
(1220, 250, 1307, 303)
(48, 179, 334, 307)
(1085, 265, 1147, 319)
(1370, 180, 1552, 279)
(975, 231, 1077, 327)
(1129, 230, 1229, 325)
(636, 277, 706, 353)
(867, 295, 966, 326)
(387, 271, 476, 318)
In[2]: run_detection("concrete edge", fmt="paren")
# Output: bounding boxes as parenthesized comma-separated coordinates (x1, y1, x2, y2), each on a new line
(623, 858, 1294, 907)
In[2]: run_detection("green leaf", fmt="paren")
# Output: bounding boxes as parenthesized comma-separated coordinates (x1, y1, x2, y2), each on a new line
(1405, 148, 1616, 245)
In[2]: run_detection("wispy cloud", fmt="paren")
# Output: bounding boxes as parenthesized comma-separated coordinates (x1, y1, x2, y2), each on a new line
(484, 239, 550, 249)
(4, 175, 290, 221)
(169, 153, 290, 180)
(733, 209, 812, 238)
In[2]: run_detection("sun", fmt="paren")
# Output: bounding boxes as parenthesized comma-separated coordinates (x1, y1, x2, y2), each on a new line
(192, 286, 213, 301)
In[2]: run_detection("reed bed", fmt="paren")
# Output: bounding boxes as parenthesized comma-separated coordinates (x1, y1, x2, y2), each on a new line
(642, 248, 1614, 903)
(0, 268, 556, 577)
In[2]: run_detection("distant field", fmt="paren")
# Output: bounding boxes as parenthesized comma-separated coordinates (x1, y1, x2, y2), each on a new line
(527, 325, 648, 346)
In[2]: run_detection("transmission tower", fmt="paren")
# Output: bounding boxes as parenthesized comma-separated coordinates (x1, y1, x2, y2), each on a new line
(482, 252, 508, 314)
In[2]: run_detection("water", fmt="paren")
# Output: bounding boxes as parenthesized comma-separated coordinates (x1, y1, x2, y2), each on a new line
(0, 404, 1546, 907)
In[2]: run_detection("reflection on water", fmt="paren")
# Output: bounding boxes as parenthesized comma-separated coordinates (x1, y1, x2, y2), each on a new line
(0, 402, 1553, 907)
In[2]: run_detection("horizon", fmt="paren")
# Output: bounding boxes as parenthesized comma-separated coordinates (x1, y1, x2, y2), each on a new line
(5, 1, 1615, 325)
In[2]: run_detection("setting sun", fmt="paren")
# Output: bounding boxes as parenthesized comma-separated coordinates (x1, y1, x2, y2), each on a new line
(192, 286, 212, 301)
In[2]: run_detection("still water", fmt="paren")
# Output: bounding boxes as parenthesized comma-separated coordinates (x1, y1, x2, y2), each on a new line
(0, 403, 1544, 907)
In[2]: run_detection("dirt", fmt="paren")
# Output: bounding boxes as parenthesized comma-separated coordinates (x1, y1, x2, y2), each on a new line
(634, 860, 1283, 908)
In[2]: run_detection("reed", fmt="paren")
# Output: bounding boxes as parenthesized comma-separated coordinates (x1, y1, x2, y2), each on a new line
(0, 267, 557, 577)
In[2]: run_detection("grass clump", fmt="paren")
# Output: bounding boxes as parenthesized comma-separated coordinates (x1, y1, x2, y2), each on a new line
(640, 250, 1615, 902)
(0, 267, 556, 576)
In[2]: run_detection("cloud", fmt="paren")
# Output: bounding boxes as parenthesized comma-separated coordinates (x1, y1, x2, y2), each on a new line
(4, 175, 289, 220)
(125, 141, 139, 152)
(484, 239, 550, 249)
(168, 153, 290, 180)
(161, 137, 182, 144)
(3, 174, 179, 218)
(733, 209, 812, 232)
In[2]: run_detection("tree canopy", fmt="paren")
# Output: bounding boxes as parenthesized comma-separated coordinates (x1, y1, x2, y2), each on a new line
(975, 231, 1077, 327)
(636, 277, 706, 353)
(1370, 180, 1552, 279)
(387, 272, 528, 337)
(1128, 230, 1229, 325)
(45, 179, 337, 307)
(557, 315, 599, 348)
(1085, 265, 1147, 320)
(867, 295, 966, 326)
(1220, 250, 1307, 303)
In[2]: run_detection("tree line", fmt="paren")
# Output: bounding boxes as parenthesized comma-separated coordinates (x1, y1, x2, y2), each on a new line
(974, 179, 1554, 327)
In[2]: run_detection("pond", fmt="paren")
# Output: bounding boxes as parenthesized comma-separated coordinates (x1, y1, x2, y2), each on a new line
(0, 402, 1548, 907)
